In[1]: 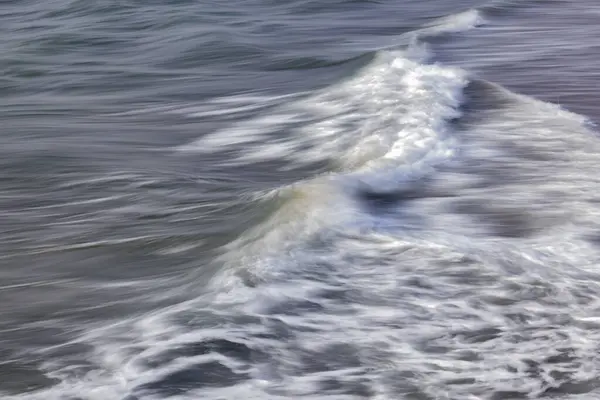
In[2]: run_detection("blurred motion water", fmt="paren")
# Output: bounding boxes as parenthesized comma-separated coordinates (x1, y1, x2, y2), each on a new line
(2, 0, 600, 399)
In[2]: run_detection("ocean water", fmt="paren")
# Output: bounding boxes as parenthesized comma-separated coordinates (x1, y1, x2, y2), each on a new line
(2, 0, 600, 399)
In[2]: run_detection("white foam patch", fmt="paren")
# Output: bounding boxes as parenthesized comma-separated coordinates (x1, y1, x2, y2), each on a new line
(421, 8, 485, 36)
(177, 44, 467, 188)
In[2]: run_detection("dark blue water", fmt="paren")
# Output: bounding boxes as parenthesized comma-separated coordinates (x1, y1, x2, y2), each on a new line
(3, 0, 600, 399)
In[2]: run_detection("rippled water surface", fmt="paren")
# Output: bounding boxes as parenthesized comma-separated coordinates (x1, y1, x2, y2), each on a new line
(2, 0, 600, 399)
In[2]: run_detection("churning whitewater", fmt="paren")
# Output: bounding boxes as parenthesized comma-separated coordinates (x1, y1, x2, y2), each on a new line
(3, 1, 600, 400)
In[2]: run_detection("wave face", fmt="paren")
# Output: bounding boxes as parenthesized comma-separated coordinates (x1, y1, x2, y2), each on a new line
(178, 44, 467, 191)
(4, 0, 600, 400)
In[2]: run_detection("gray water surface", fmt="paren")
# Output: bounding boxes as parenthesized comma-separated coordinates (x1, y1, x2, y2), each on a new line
(2, 0, 600, 399)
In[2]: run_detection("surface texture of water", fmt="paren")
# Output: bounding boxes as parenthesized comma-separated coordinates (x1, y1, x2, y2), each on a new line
(2, 0, 600, 399)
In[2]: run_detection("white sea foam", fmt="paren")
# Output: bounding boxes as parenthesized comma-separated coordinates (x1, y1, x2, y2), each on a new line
(420, 8, 485, 37)
(177, 44, 467, 196)
(172, 8, 485, 183)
